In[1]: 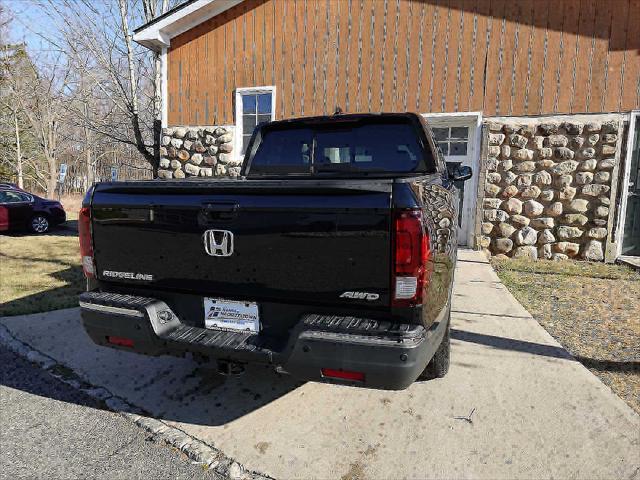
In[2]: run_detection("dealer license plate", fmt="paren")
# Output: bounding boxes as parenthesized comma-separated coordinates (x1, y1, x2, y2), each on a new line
(203, 298, 260, 333)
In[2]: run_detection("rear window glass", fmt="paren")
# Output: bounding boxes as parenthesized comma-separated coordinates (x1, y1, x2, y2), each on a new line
(248, 119, 433, 174)
(248, 127, 313, 173)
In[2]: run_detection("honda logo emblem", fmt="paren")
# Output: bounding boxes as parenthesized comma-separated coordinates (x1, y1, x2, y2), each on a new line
(203, 230, 234, 257)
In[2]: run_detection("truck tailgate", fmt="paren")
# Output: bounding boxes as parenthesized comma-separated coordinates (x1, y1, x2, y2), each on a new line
(90, 180, 392, 310)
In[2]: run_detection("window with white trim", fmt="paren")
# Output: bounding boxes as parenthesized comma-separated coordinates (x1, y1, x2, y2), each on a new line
(235, 87, 276, 155)
(431, 126, 469, 157)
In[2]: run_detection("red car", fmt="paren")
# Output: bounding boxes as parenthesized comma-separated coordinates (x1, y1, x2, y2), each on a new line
(0, 188, 66, 234)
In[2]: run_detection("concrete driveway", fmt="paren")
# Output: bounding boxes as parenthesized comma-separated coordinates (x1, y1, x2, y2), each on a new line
(1, 250, 638, 479)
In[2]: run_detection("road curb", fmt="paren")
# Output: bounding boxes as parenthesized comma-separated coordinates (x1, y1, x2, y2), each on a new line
(0, 322, 272, 480)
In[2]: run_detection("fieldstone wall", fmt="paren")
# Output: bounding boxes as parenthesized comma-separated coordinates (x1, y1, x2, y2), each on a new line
(157, 126, 241, 179)
(479, 115, 623, 262)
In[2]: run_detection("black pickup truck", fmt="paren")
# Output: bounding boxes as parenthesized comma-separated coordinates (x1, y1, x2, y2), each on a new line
(78, 113, 471, 390)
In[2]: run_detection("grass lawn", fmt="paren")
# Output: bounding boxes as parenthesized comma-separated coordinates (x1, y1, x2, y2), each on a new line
(0, 225, 84, 317)
(492, 258, 640, 414)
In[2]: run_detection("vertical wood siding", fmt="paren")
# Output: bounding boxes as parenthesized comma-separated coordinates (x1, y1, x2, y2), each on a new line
(167, 0, 640, 126)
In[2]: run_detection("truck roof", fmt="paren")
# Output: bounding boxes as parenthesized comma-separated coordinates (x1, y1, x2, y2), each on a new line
(265, 112, 424, 128)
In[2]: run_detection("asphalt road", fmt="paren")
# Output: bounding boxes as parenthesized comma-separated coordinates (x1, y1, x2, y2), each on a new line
(0, 345, 220, 480)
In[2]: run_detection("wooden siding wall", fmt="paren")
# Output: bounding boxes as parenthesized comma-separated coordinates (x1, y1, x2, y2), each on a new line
(167, 0, 640, 126)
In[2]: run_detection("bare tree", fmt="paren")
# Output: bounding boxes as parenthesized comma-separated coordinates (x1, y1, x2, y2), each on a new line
(0, 3, 10, 39)
(0, 42, 55, 193)
(12, 56, 72, 195)
(36, 0, 171, 175)
(13, 112, 23, 188)
(0, 102, 27, 189)
(1, 0, 170, 192)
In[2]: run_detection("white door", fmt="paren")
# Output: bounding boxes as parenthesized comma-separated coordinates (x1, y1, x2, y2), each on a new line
(423, 113, 482, 246)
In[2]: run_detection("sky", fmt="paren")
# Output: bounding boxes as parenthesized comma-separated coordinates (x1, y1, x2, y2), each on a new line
(5, 0, 126, 56)
(6, 0, 66, 52)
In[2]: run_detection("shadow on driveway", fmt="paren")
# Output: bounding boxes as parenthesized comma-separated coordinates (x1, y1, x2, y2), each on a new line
(451, 328, 640, 373)
(3, 310, 637, 429)
(1, 310, 304, 426)
(0, 265, 84, 317)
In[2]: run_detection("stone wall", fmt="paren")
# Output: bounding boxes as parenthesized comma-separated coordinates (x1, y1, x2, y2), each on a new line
(479, 114, 623, 262)
(157, 126, 241, 179)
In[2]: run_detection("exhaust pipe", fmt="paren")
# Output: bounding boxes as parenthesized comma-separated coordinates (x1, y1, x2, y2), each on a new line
(217, 360, 245, 376)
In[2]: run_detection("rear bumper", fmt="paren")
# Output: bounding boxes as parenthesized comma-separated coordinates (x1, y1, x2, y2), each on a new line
(79, 292, 447, 390)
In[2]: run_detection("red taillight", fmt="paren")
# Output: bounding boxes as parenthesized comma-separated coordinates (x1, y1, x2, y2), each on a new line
(321, 368, 365, 382)
(78, 207, 95, 278)
(107, 336, 134, 348)
(392, 209, 430, 307)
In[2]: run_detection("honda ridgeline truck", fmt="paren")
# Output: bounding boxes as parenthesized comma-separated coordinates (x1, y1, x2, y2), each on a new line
(78, 113, 472, 390)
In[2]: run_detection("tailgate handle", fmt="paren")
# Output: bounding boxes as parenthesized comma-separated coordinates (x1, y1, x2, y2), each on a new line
(201, 202, 239, 220)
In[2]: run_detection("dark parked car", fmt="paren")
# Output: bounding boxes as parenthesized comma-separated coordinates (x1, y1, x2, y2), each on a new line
(0, 189, 66, 233)
(79, 113, 472, 390)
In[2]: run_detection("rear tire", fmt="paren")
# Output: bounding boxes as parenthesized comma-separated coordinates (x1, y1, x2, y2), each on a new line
(29, 215, 50, 234)
(417, 308, 451, 381)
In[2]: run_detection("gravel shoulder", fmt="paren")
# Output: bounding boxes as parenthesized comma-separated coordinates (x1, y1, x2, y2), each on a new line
(0, 345, 220, 480)
(492, 258, 640, 414)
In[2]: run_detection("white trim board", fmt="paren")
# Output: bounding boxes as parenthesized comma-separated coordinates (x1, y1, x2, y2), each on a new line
(615, 110, 639, 258)
(133, 0, 243, 51)
(422, 111, 484, 120)
(160, 47, 168, 127)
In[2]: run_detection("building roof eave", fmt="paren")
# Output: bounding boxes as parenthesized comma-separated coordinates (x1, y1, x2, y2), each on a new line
(133, 0, 243, 51)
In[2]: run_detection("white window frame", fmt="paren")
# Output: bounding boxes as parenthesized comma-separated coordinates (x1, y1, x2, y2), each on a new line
(615, 110, 640, 258)
(234, 86, 276, 162)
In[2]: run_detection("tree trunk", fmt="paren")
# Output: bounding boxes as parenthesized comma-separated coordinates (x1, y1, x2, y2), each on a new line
(47, 159, 57, 198)
(13, 112, 23, 189)
(83, 101, 94, 188)
(118, 0, 157, 173)
(152, 0, 169, 176)
(152, 118, 161, 177)
(86, 143, 93, 188)
(45, 117, 58, 198)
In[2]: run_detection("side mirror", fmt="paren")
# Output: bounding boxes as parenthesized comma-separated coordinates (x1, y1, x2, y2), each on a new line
(451, 165, 472, 182)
